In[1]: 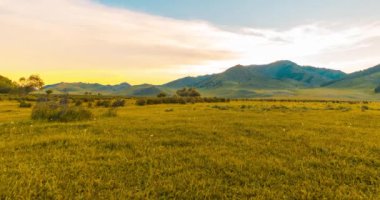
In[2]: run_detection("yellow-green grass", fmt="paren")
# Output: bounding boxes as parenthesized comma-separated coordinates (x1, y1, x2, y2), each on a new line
(0, 100, 380, 199)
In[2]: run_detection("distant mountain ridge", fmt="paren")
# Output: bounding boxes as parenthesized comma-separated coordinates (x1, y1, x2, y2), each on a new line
(44, 82, 132, 94)
(39, 60, 380, 98)
(323, 64, 380, 88)
(165, 60, 346, 89)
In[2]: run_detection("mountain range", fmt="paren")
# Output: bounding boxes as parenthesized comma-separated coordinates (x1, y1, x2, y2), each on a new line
(40, 60, 380, 99)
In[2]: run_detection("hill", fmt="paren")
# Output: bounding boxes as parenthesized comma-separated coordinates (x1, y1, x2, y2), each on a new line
(43, 82, 169, 97)
(323, 64, 380, 89)
(165, 61, 346, 89)
(40, 61, 380, 99)
(43, 82, 132, 95)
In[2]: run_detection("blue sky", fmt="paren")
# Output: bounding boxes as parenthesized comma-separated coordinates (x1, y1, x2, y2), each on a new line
(97, 0, 380, 28)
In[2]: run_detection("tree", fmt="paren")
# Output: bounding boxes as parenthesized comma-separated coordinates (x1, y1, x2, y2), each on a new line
(176, 88, 201, 97)
(18, 75, 45, 94)
(157, 92, 168, 98)
(375, 85, 380, 93)
(0, 75, 16, 94)
(188, 88, 201, 97)
(46, 90, 53, 95)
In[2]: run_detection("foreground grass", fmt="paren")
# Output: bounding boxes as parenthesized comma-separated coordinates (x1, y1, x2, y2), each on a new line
(0, 100, 380, 199)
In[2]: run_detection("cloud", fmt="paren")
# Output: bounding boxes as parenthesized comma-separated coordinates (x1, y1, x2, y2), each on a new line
(0, 0, 379, 84)
(219, 23, 380, 72)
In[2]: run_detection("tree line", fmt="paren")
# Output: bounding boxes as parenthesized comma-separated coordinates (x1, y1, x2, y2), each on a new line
(0, 75, 44, 95)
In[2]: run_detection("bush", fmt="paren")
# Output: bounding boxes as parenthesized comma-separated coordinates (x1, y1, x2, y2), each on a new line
(165, 108, 174, 112)
(375, 85, 380, 93)
(96, 100, 111, 107)
(211, 105, 230, 110)
(103, 108, 118, 117)
(31, 102, 93, 122)
(361, 105, 369, 112)
(136, 99, 146, 106)
(75, 100, 82, 106)
(157, 92, 168, 98)
(112, 99, 125, 107)
(19, 101, 32, 108)
(176, 88, 201, 97)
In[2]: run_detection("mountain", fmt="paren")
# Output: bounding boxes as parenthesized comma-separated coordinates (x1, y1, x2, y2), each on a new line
(323, 64, 380, 89)
(42, 61, 351, 98)
(41, 61, 380, 99)
(43, 82, 132, 95)
(165, 60, 347, 89)
(42, 82, 169, 96)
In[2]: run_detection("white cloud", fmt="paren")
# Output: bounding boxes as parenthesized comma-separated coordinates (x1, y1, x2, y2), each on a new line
(0, 0, 379, 84)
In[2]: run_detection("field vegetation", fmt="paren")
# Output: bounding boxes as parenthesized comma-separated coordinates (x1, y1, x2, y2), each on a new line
(0, 94, 379, 199)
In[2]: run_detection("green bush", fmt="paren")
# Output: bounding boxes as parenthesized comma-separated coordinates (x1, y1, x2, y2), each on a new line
(157, 92, 168, 98)
(136, 99, 146, 106)
(361, 105, 369, 111)
(31, 102, 93, 122)
(137, 97, 229, 106)
(75, 100, 82, 106)
(112, 99, 125, 107)
(375, 85, 380, 93)
(165, 108, 174, 112)
(176, 88, 201, 97)
(96, 100, 111, 107)
(19, 101, 32, 108)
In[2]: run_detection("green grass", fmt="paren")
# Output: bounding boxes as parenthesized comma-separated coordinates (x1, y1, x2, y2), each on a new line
(1, 100, 380, 199)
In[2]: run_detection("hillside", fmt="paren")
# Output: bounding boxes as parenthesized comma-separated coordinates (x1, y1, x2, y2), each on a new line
(165, 61, 346, 89)
(323, 64, 380, 89)
(43, 82, 132, 95)
(43, 82, 170, 97)
(40, 61, 380, 99)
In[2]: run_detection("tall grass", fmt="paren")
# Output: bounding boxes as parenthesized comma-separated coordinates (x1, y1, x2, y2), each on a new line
(31, 101, 93, 122)
(0, 100, 379, 199)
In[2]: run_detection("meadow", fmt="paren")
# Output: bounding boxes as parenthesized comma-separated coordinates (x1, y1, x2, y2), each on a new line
(0, 97, 380, 199)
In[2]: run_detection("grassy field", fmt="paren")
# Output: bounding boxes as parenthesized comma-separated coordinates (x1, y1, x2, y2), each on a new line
(0, 99, 380, 199)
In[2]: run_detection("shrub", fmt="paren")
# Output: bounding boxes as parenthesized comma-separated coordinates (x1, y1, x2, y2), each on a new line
(103, 108, 118, 117)
(96, 100, 111, 107)
(211, 105, 230, 110)
(31, 102, 93, 122)
(157, 92, 168, 98)
(75, 100, 82, 106)
(134, 97, 229, 106)
(19, 101, 32, 108)
(136, 99, 146, 106)
(176, 88, 201, 97)
(112, 99, 125, 107)
(375, 85, 380, 93)
(24, 96, 38, 102)
(361, 105, 369, 112)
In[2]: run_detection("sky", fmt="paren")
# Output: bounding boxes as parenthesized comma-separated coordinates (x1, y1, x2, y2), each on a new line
(1, 0, 380, 85)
